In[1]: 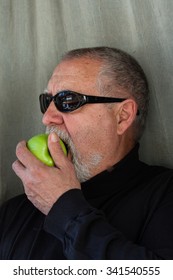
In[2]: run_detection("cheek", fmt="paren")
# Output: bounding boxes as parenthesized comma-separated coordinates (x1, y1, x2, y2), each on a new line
(66, 122, 97, 157)
(64, 108, 117, 156)
(72, 125, 96, 149)
(70, 118, 112, 155)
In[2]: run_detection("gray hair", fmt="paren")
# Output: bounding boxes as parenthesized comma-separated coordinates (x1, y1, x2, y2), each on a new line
(61, 47, 149, 142)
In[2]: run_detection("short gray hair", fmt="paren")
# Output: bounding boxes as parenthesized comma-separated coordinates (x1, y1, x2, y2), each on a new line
(61, 47, 149, 142)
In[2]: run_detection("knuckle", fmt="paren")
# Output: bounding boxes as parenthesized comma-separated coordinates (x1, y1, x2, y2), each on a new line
(16, 141, 25, 156)
(12, 160, 18, 170)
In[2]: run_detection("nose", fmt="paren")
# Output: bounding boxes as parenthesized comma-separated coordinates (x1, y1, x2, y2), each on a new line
(42, 102, 64, 126)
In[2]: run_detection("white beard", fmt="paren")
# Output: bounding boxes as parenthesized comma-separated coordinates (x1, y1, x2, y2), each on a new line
(45, 126, 102, 182)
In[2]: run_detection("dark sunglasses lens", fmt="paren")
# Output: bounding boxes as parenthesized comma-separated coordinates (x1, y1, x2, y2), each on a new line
(57, 92, 82, 112)
(39, 94, 51, 113)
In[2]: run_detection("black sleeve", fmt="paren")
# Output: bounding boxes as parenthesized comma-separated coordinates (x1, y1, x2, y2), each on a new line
(44, 189, 173, 259)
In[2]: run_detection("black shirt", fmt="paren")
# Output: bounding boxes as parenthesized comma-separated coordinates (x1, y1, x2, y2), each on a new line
(1, 145, 173, 259)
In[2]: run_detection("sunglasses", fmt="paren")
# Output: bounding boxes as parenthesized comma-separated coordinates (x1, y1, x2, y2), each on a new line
(39, 90, 127, 113)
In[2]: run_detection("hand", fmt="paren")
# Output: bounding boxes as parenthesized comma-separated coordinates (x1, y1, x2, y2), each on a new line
(12, 133, 81, 215)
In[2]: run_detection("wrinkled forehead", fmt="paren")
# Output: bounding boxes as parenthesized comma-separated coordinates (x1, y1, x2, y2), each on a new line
(53, 57, 102, 76)
(47, 58, 103, 94)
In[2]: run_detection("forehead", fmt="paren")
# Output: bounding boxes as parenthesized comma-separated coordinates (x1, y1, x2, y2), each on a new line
(47, 58, 102, 94)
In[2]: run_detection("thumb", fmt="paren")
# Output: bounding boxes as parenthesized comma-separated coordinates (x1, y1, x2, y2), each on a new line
(48, 132, 67, 168)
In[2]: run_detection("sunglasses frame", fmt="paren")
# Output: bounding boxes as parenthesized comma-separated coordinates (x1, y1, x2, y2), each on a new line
(39, 90, 127, 113)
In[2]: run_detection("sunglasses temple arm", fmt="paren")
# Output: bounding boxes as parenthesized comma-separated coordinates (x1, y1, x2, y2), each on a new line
(88, 96, 139, 115)
(85, 96, 127, 104)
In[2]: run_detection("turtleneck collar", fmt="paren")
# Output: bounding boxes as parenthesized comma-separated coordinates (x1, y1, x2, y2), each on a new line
(81, 143, 145, 200)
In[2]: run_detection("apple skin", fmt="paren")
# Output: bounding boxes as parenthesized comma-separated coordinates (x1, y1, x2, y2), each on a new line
(27, 134, 67, 166)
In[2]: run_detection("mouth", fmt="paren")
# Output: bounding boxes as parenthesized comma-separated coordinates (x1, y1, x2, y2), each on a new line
(45, 126, 73, 158)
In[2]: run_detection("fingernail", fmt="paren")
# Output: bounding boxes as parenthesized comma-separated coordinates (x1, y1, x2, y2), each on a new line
(50, 132, 58, 143)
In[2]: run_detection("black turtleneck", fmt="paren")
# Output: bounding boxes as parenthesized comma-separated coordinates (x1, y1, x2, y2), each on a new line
(1, 145, 173, 259)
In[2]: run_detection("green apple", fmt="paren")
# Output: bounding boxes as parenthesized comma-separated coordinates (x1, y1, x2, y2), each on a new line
(27, 134, 67, 166)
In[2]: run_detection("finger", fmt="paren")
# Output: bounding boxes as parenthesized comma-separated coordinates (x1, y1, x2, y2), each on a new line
(48, 132, 67, 168)
(12, 159, 26, 179)
(16, 140, 44, 168)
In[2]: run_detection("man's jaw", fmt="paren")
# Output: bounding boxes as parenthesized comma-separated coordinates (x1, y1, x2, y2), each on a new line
(45, 125, 93, 182)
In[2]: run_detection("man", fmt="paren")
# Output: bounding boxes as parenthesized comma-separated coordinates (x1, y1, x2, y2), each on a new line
(0, 47, 173, 259)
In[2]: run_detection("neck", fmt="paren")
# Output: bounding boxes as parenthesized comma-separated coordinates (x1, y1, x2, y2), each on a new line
(89, 137, 135, 179)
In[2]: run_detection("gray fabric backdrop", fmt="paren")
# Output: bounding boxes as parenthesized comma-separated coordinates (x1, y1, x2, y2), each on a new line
(0, 0, 173, 204)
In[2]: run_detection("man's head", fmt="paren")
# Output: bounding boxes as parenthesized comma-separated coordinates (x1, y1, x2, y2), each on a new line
(41, 47, 149, 182)
(62, 47, 149, 140)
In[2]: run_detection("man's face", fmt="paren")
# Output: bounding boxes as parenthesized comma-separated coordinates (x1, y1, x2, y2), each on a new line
(42, 57, 119, 181)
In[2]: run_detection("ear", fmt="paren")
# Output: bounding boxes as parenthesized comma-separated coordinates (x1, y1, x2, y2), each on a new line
(115, 99, 138, 135)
